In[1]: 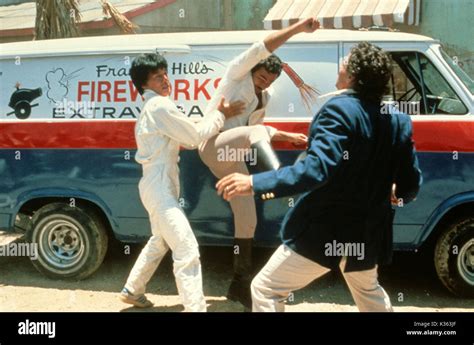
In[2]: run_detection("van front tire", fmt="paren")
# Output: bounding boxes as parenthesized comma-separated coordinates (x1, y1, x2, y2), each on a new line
(26, 203, 108, 280)
(434, 217, 474, 297)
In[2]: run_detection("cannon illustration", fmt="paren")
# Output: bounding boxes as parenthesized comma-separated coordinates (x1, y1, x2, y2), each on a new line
(7, 86, 43, 119)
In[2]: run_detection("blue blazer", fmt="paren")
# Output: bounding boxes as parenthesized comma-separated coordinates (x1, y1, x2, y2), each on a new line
(253, 93, 422, 271)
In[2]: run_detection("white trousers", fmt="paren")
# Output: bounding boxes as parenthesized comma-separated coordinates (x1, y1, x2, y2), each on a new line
(125, 166, 206, 312)
(199, 125, 271, 239)
(251, 245, 393, 312)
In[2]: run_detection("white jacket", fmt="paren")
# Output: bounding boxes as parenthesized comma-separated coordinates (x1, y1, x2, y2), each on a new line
(135, 89, 225, 210)
(204, 40, 277, 137)
(136, 89, 225, 166)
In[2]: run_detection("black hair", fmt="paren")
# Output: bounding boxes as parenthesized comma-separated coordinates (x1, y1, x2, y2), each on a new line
(130, 53, 168, 95)
(347, 42, 393, 103)
(251, 54, 283, 76)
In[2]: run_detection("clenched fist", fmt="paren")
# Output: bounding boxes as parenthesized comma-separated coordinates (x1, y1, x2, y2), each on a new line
(298, 18, 321, 33)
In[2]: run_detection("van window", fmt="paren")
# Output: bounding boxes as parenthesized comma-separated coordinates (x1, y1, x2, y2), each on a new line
(387, 52, 468, 115)
(440, 48, 474, 95)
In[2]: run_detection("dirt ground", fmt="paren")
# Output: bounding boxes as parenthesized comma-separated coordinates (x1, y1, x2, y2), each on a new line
(0, 238, 473, 312)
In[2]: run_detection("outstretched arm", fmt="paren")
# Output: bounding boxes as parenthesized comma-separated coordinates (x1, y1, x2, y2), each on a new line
(152, 97, 244, 149)
(216, 102, 352, 201)
(225, 18, 320, 81)
(264, 18, 320, 53)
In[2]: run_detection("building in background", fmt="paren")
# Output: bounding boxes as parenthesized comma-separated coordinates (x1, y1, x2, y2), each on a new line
(0, 0, 472, 74)
(263, 0, 473, 78)
(399, 0, 473, 77)
(0, 0, 275, 43)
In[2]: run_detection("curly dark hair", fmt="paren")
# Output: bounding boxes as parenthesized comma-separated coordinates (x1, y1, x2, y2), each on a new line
(251, 54, 283, 76)
(347, 42, 392, 103)
(130, 53, 168, 95)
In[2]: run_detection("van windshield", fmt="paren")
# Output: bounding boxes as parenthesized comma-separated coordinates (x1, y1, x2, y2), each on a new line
(440, 48, 474, 95)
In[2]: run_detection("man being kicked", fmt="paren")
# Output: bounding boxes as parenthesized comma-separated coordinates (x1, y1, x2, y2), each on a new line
(199, 18, 320, 309)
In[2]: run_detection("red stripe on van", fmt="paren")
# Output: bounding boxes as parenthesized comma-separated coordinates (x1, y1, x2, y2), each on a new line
(0, 119, 473, 152)
(270, 119, 474, 152)
(0, 121, 135, 149)
(412, 119, 474, 153)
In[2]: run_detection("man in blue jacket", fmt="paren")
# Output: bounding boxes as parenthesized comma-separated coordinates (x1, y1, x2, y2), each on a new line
(216, 42, 422, 312)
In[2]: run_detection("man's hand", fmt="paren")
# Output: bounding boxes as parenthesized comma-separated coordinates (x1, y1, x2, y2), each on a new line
(272, 131, 308, 146)
(285, 132, 308, 146)
(217, 97, 246, 119)
(296, 18, 320, 33)
(264, 18, 320, 53)
(216, 173, 253, 201)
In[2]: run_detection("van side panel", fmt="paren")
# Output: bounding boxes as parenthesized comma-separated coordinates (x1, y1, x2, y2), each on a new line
(1, 40, 473, 250)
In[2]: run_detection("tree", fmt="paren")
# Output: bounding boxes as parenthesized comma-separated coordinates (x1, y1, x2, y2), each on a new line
(34, 0, 81, 40)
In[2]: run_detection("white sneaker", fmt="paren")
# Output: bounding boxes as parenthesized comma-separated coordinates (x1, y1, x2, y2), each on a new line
(119, 288, 153, 308)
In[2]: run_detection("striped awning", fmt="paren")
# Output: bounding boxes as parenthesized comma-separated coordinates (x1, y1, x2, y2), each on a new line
(264, 0, 421, 30)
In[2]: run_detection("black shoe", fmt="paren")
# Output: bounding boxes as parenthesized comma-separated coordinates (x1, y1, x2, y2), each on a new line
(227, 275, 252, 309)
(227, 238, 253, 309)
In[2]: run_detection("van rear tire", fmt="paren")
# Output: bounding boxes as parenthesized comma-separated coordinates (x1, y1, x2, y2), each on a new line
(26, 202, 108, 280)
(434, 217, 474, 297)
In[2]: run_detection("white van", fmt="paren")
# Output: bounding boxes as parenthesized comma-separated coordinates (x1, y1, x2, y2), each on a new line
(0, 30, 473, 297)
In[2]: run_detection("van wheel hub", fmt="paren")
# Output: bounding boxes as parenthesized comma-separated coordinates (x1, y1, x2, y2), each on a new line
(457, 239, 474, 285)
(41, 220, 84, 267)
